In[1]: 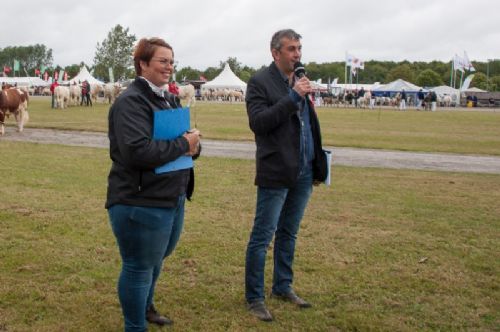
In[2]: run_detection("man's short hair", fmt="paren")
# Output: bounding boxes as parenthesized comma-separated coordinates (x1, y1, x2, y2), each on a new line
(270, 29, 302, 51)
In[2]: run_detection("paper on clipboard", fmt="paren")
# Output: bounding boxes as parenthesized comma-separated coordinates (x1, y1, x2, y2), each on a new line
(153, 107, 193, 174)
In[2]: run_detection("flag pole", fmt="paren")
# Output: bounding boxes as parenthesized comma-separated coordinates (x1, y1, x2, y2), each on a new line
(344, 51, 348, 85)
(449, 60, 454, 87)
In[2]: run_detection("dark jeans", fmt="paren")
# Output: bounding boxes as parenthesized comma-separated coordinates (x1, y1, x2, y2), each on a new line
(108, 196, 185, 332)
(245, 165, 313, 303)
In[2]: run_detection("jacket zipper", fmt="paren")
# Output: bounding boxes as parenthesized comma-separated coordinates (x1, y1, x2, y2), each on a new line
(138, 171, 143, 191)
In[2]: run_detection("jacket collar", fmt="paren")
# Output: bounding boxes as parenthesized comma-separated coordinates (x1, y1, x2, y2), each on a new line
(269, 62, 291, 87)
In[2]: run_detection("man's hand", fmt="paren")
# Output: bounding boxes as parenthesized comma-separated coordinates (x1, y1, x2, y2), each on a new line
(183, 129, 201, 156)
(293, 76, 312, 97)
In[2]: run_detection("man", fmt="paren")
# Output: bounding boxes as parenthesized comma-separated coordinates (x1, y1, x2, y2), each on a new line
(417, 89, 425, 110)
(50, 79, 59, 108)
(399, 89, 407, 110)
(431, 90, 437, 111)
(245, 29, 327, 322)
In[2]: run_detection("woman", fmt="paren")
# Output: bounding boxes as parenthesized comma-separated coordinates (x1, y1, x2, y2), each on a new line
(106, 37, 201, 331)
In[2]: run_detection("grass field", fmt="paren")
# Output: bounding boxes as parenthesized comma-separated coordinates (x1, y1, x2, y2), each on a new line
(13, 98, 500, 156)
(0, 141, 499, 331)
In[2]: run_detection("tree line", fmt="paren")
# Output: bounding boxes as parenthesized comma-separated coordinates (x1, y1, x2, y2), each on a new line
(2, 24, 499, 91)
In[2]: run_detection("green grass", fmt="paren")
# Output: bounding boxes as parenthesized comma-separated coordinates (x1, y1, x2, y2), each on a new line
(1, 141, 499, 331)
(14, 98, 500, 156)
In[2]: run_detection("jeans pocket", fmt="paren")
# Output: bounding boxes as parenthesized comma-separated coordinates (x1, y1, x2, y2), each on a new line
(129, 206, 165, 230)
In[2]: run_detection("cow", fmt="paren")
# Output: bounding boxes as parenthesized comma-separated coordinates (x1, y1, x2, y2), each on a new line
(103, 83, 121, 104)
(0, 88, 29, 135)
(90, 84, 103, 103)
(54, 86, 70, 109)
(69, 84, 81, 106)
(178, 84, 196, 107)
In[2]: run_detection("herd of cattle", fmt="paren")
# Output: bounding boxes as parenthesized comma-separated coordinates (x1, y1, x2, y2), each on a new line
(52, 83, 122, 109)
(320, 91, 455, 108)
(1, 81, 460, 136)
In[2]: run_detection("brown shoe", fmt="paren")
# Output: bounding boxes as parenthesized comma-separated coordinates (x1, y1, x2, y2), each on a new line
(146, 304, 173, 326)
(271, 290, 312, 308)
(247, 301, 273, 322)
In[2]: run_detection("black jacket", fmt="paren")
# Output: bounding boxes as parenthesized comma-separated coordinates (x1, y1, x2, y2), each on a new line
(246, 62, 327, 188)
(105, 77, 193, 209)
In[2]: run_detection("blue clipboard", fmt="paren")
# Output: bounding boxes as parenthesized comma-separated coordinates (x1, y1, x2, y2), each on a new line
(153, 107, 193, 174)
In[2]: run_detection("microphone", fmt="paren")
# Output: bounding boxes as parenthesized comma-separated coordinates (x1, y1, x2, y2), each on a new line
(293, 62, 310, 100)
(294, 62, 306, 78)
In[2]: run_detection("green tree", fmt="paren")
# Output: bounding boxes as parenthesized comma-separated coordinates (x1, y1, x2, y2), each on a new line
(176, 66, 201, 81)
(202, 66, 222, 81)
(489, 75, 500, 91)
(471, 72, 488, 90)
(239, 70, 251, 83)
(93, 24, 136, 82)
(0, 44, 53, 76)
(416, 69, 443, 87)
(64, 63, 86, 79)
(360, 62, 387, 84)
(386, 64, 415, 83)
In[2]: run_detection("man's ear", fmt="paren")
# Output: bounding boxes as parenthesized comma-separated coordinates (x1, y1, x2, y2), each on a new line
(271, 48, 279, 61)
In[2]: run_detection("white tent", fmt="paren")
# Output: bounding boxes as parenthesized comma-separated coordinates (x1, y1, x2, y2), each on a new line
(431, 85, 460, 98)
(373, 79, 423, 93)
(464, 87, 487, 92)
(0, 76, 50, 87)
(431, 85, 461, 106)
(69, 66, 104, 85)
(202, 63, 246, 91)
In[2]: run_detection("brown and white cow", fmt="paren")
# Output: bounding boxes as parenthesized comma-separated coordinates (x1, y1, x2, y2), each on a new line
(0, 88, 29, 135)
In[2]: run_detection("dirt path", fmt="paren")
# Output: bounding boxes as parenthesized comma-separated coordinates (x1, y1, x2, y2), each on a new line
(2, 127, 500, 174)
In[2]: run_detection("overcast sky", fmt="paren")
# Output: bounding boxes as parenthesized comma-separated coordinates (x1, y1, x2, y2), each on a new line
(2, 0, 499, 70)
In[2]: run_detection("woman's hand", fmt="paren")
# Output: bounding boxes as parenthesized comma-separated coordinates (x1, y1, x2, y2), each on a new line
(183, 129, 201, 156)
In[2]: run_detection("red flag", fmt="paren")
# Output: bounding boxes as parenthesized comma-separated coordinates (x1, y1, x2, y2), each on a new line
(3, 66, 12, 74)
(35, 68, 41, 76)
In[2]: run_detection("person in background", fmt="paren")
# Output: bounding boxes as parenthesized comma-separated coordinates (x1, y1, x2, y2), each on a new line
(417, 89, 425, 110)
(431, 90, 437, 111)
(106, 37, 201, 331)
(80, 81, 87, 106)
(84, 80, 93, 106)
(168, 81, 179, 95)
(244, 28, 328, 322)
(399, 89, 407, 110)
(50, 79, 59, 108)
(369, 90, 376, 109)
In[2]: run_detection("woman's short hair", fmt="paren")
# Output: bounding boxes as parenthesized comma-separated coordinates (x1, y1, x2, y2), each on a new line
(133, 37, 174, 75)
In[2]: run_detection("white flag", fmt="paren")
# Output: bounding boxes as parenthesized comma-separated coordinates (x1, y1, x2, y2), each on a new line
(463, 51, 475, 72)
(346, 53, 355, 67)
(453, 54, 465, 73)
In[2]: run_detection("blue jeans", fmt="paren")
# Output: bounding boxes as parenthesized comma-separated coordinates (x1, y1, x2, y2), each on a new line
(108, 196, 185, 332)
(245, 166, 313, 303)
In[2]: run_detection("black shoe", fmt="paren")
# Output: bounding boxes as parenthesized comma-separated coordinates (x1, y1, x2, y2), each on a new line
(146, 304, 173, 326)
(247, 301, 273, 322)
(271, 290, 312, 308)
